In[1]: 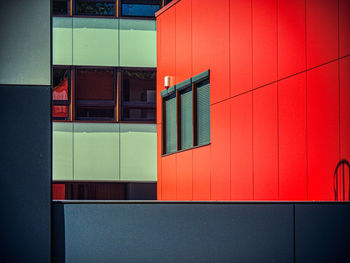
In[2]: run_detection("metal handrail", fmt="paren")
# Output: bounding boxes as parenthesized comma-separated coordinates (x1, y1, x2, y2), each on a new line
(334, 159, 350, 201)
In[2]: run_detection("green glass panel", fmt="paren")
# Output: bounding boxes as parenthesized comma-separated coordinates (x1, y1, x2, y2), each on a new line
(197, 80, 210, 145)
(73, 123, 119, 180)
(53, 122, 73, 180)
(165, 94, 177, 153)
(181, 88, 193, 150)
(53, 17, 73, 65)
(120, 124, 157, 181)
(119, 19, 156, 67)
(73, 18, 118, 66)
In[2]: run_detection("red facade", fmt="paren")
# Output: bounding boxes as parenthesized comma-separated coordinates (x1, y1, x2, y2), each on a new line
(156, 0, 350, 201)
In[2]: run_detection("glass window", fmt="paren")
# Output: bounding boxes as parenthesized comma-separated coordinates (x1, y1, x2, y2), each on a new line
(164, 93, 177, 154)
(53, 67, 70, 120)
(75, 0, 115, 16)
(75, 68, 115, 120)
(180, 87, 193, 150)
(121, 0, 161, 17)
(53, 0, 70, 16)
(196, 79, 210, 145)
(164, 0, 174, 6)
(121, 69, 156, 121)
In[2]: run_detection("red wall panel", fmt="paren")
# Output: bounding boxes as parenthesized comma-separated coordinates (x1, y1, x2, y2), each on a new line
(192, 0, 211, 75)
(52, 184, 65, 200)
(157, 124, 162, 200)
(230, 93, 253, 200)
(161, 154, 177, 200)
(278, 73, 307, 200)
(253, 83, 278, 200)
(230, 0, 252, 96)
(175, 0, 192, 83)
(340, 0, 350, 57)
(211, 101, 231, 200)
(156, 17, 163, 125)
(252, 0, 277, 88)
(307, 62, 339, 200)
(176, 150, 193, 200)
(340, 57, 350, 161)
(306, 0, 338, 69)
(208, 0, 230, 103)
(193, 146, 211, 200)
(278, 0, 306, 79)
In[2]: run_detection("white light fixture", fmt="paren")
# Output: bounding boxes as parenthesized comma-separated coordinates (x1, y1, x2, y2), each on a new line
(164, 76, 170, 88)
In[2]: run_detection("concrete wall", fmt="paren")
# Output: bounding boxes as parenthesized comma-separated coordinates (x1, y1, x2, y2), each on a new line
(53, 202, 350, 263)
(53, 123, 157, 181)
(0, 0, 51, 261)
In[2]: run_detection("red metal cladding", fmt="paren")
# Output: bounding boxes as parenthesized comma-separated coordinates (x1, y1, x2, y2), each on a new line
(306, 0, 338, 69)
(230, 93, 253, 200)
(193, 145, 211, 200)
(210, 102, 231, 200)
(253, 83, 279, 200)
(278, 0, 306, 79)
(278, 73, 307, 200)
(252, 0, 278, 88)
(340, 0, 350, 57)
(176, 150, 193, 200)
(340, 57, 350, 162)
(52, 184, 65, 200)
(307, 62, 339, 200)
(157, 124, 163, 200)
(175, 0, 192, 83)
(161, 154, 177, 200)
(230, 0, 252, 96)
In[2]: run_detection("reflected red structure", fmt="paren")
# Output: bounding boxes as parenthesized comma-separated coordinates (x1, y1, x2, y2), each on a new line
(52, 77, 69, 118)
(156, 0, 350, 201)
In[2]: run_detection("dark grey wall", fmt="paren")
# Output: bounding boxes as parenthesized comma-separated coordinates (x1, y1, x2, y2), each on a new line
(0, 0, 51, 262)
(53, 202, 295, 263)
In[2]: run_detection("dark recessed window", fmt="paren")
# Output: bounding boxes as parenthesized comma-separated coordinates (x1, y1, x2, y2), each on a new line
(164, 0, 174, 6)
(121, 0, 161, 17)
(53, 67, 70, 120)
(75, 0, 115, 16)
(179, 86, 193, 150)
(75, 68, 115, 121)
(196, 79, 210, 146)
(121, 69, 156, 122)
(163, 93, 177, 154)
(53, 0, 70, 16)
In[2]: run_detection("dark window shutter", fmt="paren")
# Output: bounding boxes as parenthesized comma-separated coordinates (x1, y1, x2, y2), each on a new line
(197, 80, 210, 145)
(180, 87, 193, 150)
(165, 94, 177, 153)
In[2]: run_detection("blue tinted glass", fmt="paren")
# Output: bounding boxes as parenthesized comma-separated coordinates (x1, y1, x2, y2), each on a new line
(122, 4, 160, 17)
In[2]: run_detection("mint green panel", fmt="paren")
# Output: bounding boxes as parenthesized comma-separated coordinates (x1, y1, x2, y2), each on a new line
(53, 122, 73, 180)
(73, 123, 119, 180)
(120, 124, 157, 181)
(53, 17, 73, 65)
(119, 19, 156, 67)
(73, 18, 118, 66)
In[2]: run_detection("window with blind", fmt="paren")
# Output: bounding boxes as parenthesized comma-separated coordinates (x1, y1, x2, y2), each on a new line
(164, 93, 177, 154)
(161, 70, 210, 155)
(196, 79, 210, 146)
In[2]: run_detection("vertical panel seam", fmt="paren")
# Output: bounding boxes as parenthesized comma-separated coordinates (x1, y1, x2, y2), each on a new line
(338, 0, 341, 161)
(229, 0, 232, 200)
(305, 0, 308, 200)
(276, 0, 280, 200)
(251, 0, 255, 200)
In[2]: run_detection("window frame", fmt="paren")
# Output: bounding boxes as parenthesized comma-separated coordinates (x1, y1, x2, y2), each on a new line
(119, 67, 157, 123)
(161, 70, 210, 156)
(119, 0, 162, 19)
(53, 66, 72, 121)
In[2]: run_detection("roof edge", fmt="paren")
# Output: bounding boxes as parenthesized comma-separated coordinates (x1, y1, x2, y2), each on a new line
(155, 0, 182, 17)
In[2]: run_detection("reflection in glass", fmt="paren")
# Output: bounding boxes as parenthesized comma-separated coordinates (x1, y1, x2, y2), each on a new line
(53, 68, 70, 119)
(75, 0, 115, 16)
(121, 70, 156, 121)
(121, 3, 160, 17)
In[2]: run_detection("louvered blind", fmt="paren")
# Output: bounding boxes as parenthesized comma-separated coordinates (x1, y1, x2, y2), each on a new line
(197, 80, 210, 145)
(180, 87, 193, 150)
(165, 93, 177, 153)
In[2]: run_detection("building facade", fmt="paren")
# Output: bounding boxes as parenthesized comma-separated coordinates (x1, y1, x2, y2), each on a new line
(52, 0, 173, 200)
(156, 0, 350, 201)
